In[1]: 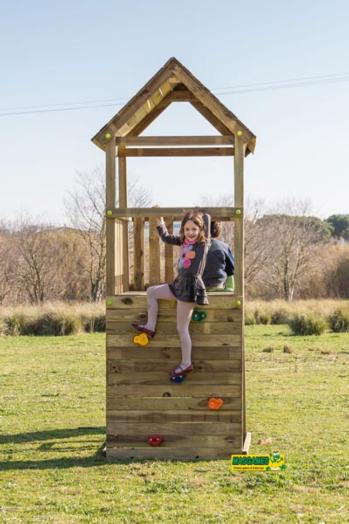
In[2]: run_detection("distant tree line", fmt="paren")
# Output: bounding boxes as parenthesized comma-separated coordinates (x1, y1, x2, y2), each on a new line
(0, 170, 348, 304)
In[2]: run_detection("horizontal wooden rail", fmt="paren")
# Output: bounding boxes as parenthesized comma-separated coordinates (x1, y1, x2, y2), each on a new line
(115, 136, 235, 146)
(118, 147, 235, 157)
(108, 207, 242, 220)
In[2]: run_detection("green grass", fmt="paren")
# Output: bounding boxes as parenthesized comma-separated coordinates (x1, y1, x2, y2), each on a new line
(0, 327, 348, 523)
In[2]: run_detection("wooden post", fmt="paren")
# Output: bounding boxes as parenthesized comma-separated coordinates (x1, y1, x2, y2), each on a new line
(118, 146, 129, 291)
(149, 217, 160, 285)
(106, 138, 116, 295)
(164, 217, 174, 282)
(133, 217, 144, 290)
(234, 134, 246, 443)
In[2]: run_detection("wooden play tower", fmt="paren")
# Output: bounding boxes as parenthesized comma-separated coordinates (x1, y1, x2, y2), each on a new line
(92, 58, 256, 460)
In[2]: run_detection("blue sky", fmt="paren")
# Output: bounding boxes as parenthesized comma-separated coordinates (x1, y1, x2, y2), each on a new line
(1, 0, 348, 223)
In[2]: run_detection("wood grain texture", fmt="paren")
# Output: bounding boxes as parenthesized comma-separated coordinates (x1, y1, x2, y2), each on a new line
(148, 217, 160, 285)
(106, 396, 242, 412)
(115, 136, 234, 146)
(164, 217, 174, 283)
(133, 217, 144, 290)
(107, 347, 242, 361)
(106, 447, 241, 460)
(106, 139, 116, 295)
(106, 293, 241, 309)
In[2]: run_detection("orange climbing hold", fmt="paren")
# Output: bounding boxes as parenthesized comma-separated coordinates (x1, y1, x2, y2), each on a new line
(208, 397, 224, 410)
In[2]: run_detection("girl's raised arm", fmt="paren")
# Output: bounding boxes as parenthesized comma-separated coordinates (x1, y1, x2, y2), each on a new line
(156, 221, 181, 246)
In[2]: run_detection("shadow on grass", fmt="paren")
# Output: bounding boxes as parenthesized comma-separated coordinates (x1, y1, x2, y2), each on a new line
(0, 426, 105, 444)
(0, 426, 109, 470)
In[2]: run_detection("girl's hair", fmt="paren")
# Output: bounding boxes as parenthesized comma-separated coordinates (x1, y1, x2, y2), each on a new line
(210, 221, 222, 238)
(179, 210, 206, 244)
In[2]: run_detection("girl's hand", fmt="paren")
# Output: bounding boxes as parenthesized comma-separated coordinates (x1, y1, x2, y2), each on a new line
(152, 205, 164, 226)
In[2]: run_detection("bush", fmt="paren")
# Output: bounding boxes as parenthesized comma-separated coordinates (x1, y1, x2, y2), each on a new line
(33, 312, 82, 336)
(288, 313, 327, 336)
(2, 314, 27, 335)
(253, 309, 271, 325)
(244, 311, 256, 325)
(82, 313, 106, 333)
(271, 308, 290, 324)
(328, 309, 349, 332)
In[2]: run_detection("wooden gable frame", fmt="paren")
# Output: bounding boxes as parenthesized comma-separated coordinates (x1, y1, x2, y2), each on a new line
(92, 57, 256, 155)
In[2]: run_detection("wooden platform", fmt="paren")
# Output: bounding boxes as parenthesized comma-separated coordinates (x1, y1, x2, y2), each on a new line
(106, 292, 248, 460)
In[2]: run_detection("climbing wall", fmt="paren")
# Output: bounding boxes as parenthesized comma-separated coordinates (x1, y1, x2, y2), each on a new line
(106, 291, 244, 460)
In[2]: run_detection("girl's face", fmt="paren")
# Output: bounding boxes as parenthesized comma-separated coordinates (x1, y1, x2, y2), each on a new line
(184, 220, 201, 242)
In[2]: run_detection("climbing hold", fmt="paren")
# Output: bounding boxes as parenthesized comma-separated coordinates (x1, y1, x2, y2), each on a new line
(106, 209, 113, 217)
(236, 130, 243, 137)
(105, 132, 112, 140)
(147, 435, 164, 447)
(235, 209, 242, 216)
(170, 374, 186, 384)
(192, 310, 207, 322)
(133, 333, 150, 346)
(208, 397, 224, 410)
(106, 299, 113, 307)
(183, 258, 191, 269)
(234, 299, 242, 308)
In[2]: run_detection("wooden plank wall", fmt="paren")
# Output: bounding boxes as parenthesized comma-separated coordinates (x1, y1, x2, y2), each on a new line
(106, 293, 243, 460)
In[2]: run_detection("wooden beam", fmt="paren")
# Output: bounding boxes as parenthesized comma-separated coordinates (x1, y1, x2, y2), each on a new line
(106, 138, 116, 295)
(164, 217, 174, 283)
(234, 134, 245, 442)
(108, 207, 239, 221)
(118, 147, 129, 291)
(128, 94, 173, 137)
(149, 217, 160, 285)
(115, 136, 234, 146)
(190, 100, 233, 136)
(166, 90, 195, 102)
(119, 147, 234, 157)
(133, 217, 144, 290)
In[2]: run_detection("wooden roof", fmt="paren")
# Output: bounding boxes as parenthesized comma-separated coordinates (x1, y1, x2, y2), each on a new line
(91, 57, 256, 154)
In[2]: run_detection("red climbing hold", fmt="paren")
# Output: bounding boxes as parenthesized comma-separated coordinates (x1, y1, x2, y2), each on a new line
(147, 435, 164, 447)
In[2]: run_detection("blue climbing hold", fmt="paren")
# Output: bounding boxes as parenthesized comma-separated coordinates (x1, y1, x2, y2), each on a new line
(170, 374, 186, 384)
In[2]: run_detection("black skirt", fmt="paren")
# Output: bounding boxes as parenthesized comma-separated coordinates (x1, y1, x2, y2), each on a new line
(169, 275, 209, 305)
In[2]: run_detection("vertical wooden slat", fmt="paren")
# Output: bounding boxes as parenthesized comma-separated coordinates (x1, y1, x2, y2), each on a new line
(234, 134, 246, 443)
(149, 217, 160, 285)
(133, 217, 144, 290)
(106, 138, 116, 296)
(164, 217, 174, 283)
(118, 147, 129, 291)
(114, 219, 123, 293)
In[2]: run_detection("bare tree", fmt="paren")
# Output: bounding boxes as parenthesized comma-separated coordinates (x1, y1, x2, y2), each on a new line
(65, 166, 152, 301)
(257, 200, 330, 301)
(14, 221, 61, 304)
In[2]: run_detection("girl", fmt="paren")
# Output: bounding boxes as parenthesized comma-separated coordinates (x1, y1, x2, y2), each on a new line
(133, 210, 211, 377)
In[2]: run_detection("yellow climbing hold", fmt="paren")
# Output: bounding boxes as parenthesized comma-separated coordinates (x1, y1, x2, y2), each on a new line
(133, 333, 150, 346)
(105, 132, 112, 140)
(106, 299, 113, 306)
(106, 210, 113, 216)
(235, 299, 242, 308)
(235, 209, 242, 216)
(236, 130, 243, 137)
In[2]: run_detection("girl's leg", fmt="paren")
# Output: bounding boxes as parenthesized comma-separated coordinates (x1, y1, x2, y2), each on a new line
(144, 284, 175, 331)
(175, 300, 195, 369)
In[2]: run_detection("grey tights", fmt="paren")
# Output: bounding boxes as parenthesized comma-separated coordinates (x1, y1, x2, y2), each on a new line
(144, 284, 194, 367)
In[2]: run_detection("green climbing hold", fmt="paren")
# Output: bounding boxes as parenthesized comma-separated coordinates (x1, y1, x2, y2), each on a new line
(192, 310, 207, 322)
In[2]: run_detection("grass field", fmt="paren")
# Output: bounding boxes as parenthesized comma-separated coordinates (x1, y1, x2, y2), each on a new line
(0, 326, 348, 523)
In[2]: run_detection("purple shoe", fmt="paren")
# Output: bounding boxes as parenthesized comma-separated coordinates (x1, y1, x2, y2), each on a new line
(131, 323, 156, 338)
